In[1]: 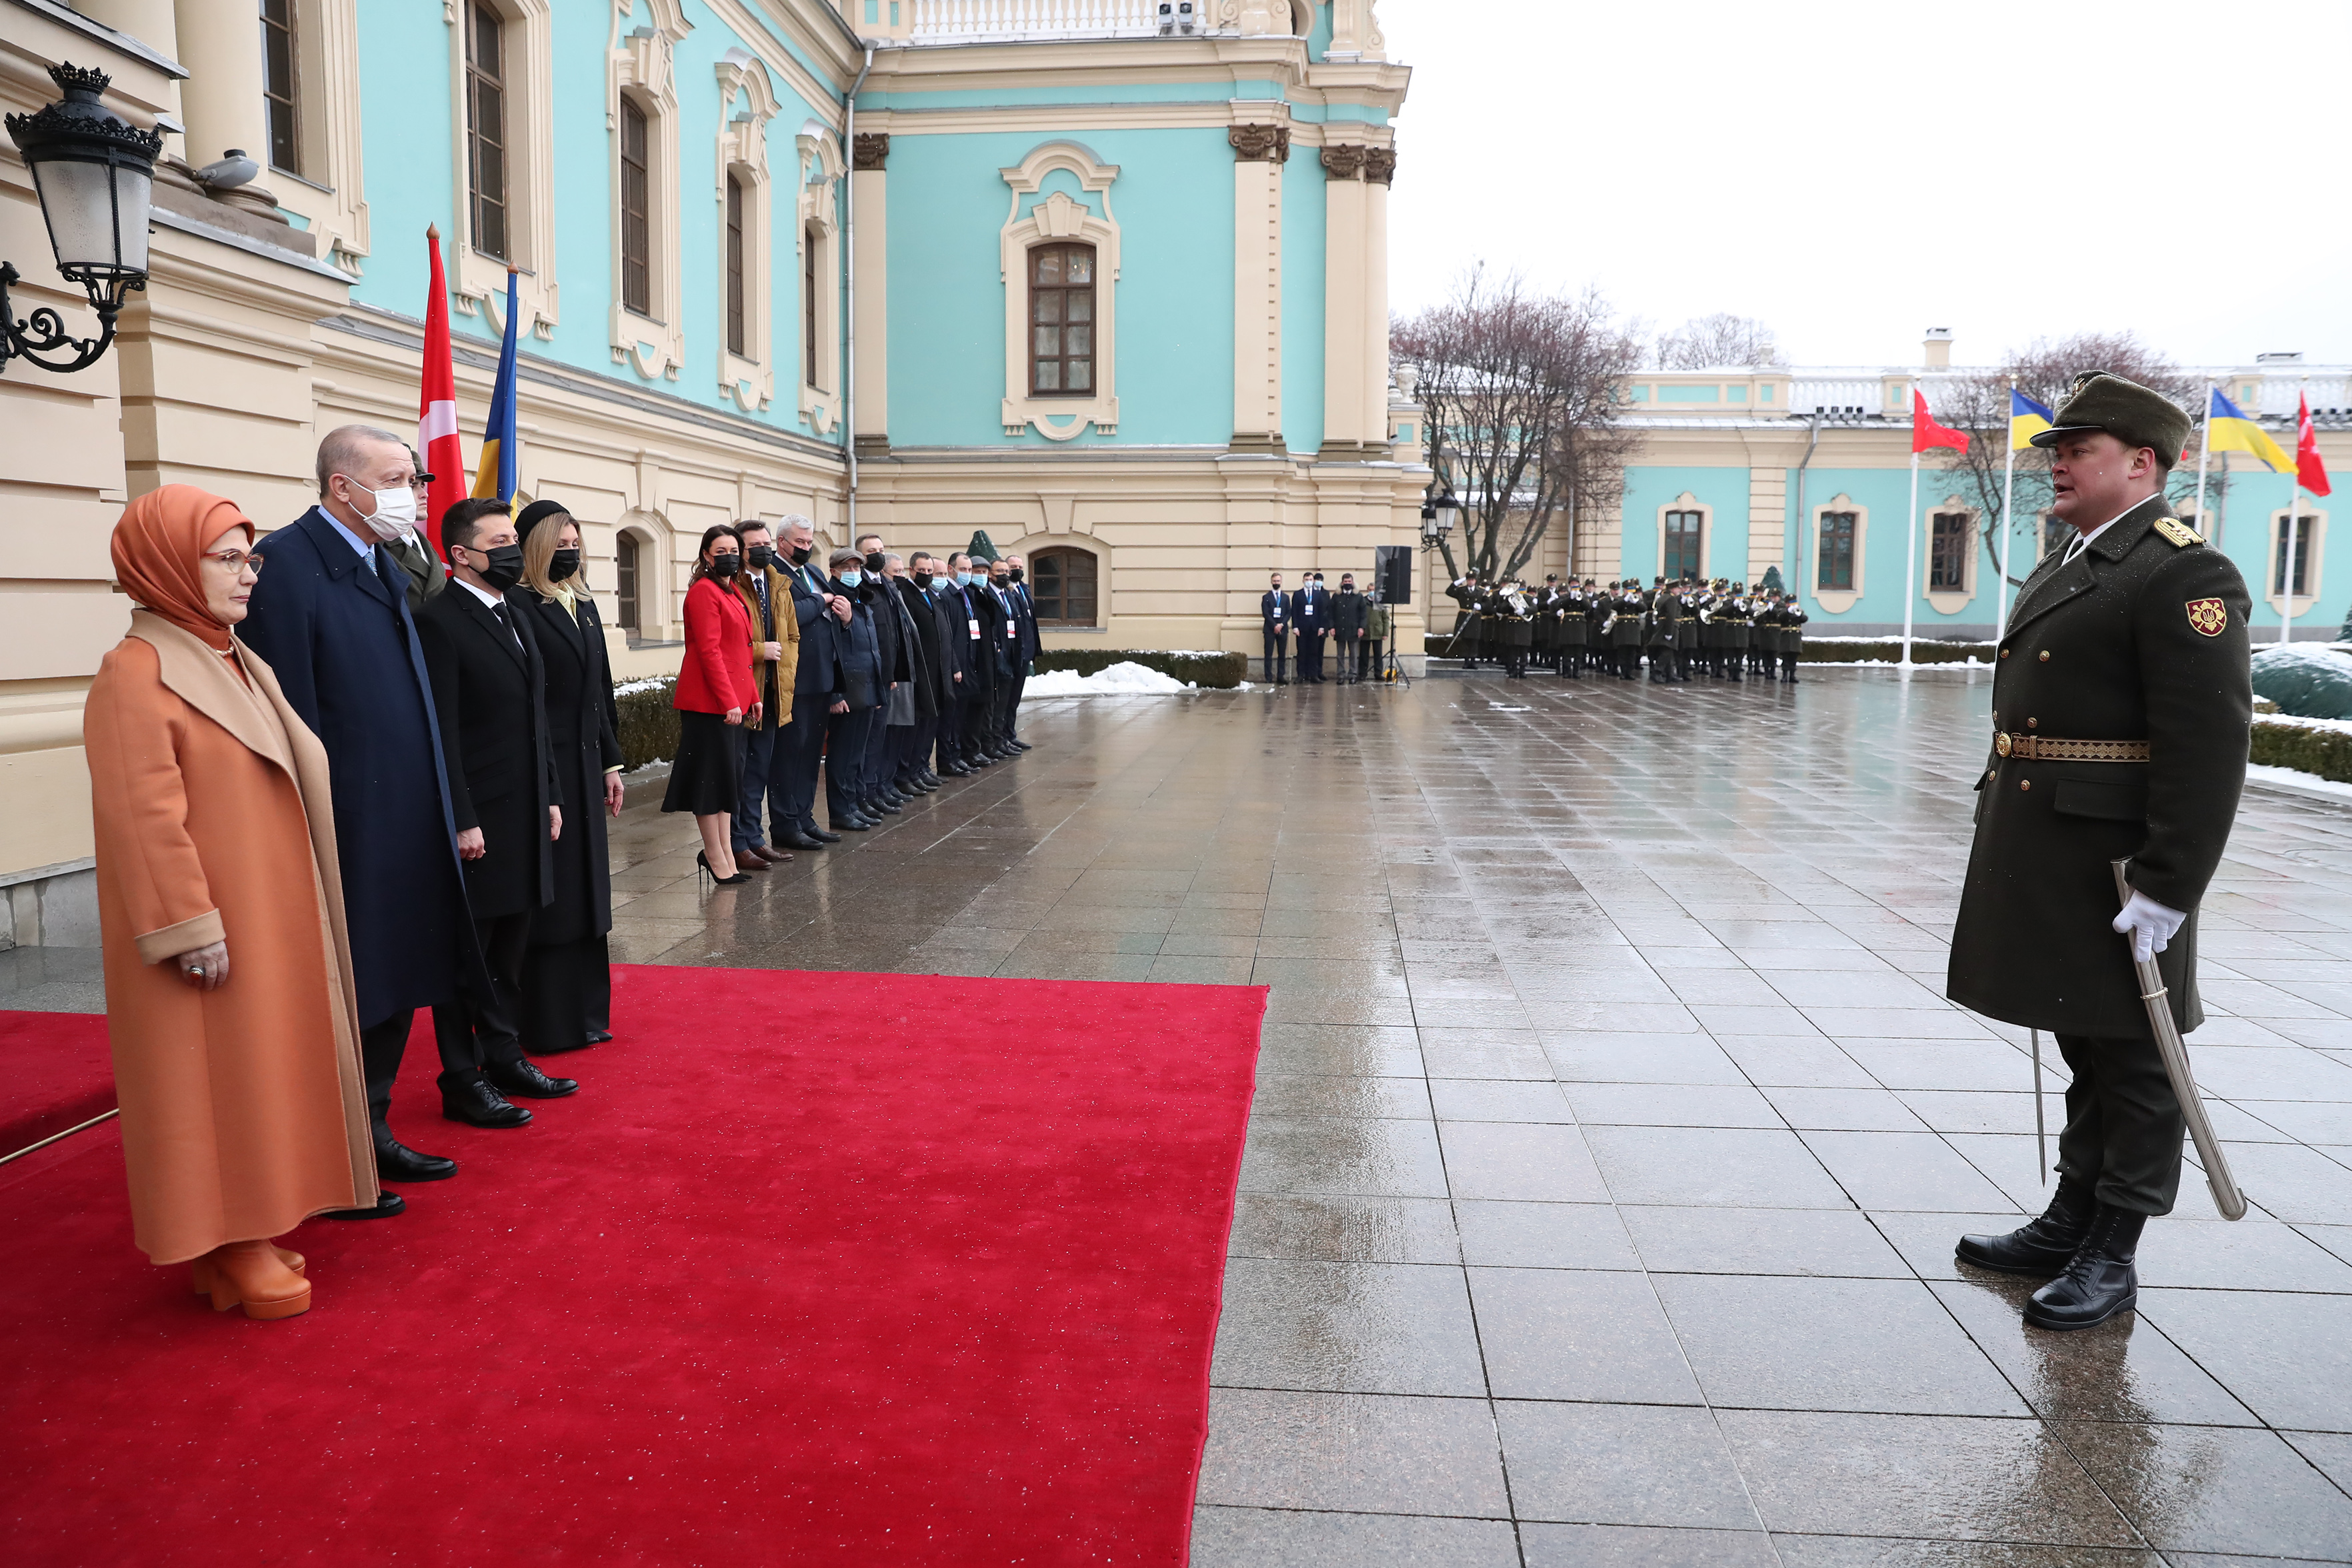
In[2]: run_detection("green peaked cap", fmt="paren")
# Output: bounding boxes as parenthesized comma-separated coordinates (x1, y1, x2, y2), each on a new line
(966, 530, 1002, 564)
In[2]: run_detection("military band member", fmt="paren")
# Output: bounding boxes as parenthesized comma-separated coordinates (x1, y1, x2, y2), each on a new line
(1557, 579, 1587, 678)
(1947, 371, 2251, 1331)
(1446, 573, 1486, 668)
(1779, 594, 1807, 682)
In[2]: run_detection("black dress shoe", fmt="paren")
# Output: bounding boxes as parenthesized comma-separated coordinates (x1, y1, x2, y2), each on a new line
(805, 825, 841, 843)
(585, 1030, 613, 1044)
(536, 1036, 593, 1055)
(835, 815, 872, 831)
(2025, 1204, 2147, 1331)
(776, 829, 827, 851)
(919, 771, 943, 786)
(373, 1137, 457, 1183)
(941, 762, 971, 777)
(1957, 1180, 2096, 1276)
(440, 1071, 533, 1128)
(869, 796, 904, 815)
(1009, 739, 1031, 751)
(323, 1190, 408, 1219)
(488, 1059, 579, 1099)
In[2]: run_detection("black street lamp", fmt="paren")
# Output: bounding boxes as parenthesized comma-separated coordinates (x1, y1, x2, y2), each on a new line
(1419, 491, 1459, 547)
(3, 63, 161, 376)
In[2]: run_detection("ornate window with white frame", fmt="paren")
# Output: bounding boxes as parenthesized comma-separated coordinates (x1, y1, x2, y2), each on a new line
(713, 50, 778, 413)
(795, 125, 843, 435)
(448, 0, 556, 336)
(257, 0, 371, 274)
(1815, 501, 1864, 606)
(1929, 510, 1973, 593)
(1663, 508, 1703, 580)
(999, 142, 1121, 440)
(608, 0, 689, 381)
(1029, 243, 1096, 397)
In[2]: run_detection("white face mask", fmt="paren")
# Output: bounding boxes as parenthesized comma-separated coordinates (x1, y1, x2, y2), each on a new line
(342, 477, 419, 541)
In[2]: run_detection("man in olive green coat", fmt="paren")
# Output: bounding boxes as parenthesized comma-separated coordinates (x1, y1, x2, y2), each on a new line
(1947, 372, 2251, 1333)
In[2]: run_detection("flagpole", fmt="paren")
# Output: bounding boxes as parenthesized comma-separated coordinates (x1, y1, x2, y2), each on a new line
(1998, 377, 2017, 635)
(2283, 378, 2305, 646)
(2193, 383, 2213, 539)
(1903, 447, 1919, 667)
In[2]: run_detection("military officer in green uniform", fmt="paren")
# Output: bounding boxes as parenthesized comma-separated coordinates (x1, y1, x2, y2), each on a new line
(1445, 573, 1487, 667)
(1947, 371, 2253, 1331)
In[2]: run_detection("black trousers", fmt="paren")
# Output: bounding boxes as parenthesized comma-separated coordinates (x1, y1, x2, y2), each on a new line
(786, 691, 833, 833)
(734, 719, 789, 850)
(825, 705, 874, 821)
(1262, 628, 1287, 682)
(359, 1009, 415, 1145)
(433, 909, 531, 1076)
(2054, 1033, 2185, 1215)
(1299, 633, 1325, 681)
(1353, 636, 1373, 679)
(522, 933, 607, 1057)
(1005, 669, 1026, 739)
(935, 690, 962, 767)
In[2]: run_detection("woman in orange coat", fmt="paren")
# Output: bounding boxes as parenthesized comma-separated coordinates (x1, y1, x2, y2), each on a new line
(85, 487, 375, 1319)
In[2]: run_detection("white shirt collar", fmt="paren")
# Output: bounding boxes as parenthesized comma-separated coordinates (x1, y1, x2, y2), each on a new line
(2061, 494, 2161, 563)
(454, 575, 505, 609)
(321, 507, 378, 560)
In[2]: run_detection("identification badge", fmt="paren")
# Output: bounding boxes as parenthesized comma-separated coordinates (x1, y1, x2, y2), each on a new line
(1006, 622, 1017, 637)
(968, 619, 981, 639)
(1304, 604, 1315, 617)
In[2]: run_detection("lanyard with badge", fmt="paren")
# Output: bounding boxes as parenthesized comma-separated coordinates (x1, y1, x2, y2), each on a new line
(965, 587, 980, 641)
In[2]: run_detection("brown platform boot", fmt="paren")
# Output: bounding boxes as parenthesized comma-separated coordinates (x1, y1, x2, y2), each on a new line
(191, 1246, 303, 1295)
(194, 1239, 312, 1319)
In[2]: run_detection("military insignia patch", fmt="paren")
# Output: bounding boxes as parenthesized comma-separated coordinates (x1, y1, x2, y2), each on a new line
(2185, 597, 2227, 637)
(2154, 517, 2205, 548)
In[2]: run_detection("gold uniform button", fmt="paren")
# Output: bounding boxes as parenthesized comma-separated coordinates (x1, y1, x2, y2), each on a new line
(2021, 779, 2032, 791)
(1985, 769, 1996, 783)
(2000, 649, 2010, 659)
(2038, 650, 2051, 662)
(2027, 718, 2037, 729)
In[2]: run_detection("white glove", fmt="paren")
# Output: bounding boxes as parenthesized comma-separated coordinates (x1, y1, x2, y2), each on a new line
(2111, 889, 2187, 964)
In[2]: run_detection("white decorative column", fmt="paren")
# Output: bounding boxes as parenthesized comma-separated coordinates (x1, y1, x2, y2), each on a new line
(851, 131, 889, 456)
(1229, 123, 1287, 453)
(1319, 142, 1367, 458)
(1362, 143, 1394, 450)
(1325, 0, 1388, 60)
(173, 0, 277, 217)
(75, 0, 183, 158)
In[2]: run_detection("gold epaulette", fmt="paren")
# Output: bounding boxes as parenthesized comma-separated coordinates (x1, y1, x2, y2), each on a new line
(2153, 517, 2205, 548)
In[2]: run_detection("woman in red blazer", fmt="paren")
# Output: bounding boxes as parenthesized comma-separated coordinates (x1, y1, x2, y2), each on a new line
(663, 525, 759, 885)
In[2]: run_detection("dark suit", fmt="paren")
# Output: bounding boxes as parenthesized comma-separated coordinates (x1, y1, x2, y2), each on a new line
(241, 506, 473, 1145)
(1331, 588, 1367, 680)
(735, 564, 793, 851)
(1948, 496, 2253, 1215)
(783, 559, 846, 835)
(416, 583, 562, 1079)
(513, 585, 621, 1051)
(827, 577, 885, 823)
(927, 579, 975, 769)
(1292, 584, 1329, 681)
(1007, 581, 1039, 739)
(971, 582, 1014, 753)
(1259, 588, 1289, 682)
(889, 576, 944, 785)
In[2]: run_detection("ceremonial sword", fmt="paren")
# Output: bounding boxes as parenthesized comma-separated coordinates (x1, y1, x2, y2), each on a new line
(2111, 859, 2249, 1221)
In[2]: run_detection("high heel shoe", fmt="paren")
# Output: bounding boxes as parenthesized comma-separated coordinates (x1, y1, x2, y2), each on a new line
(194, 1239, 311, 1319)
(696, 851, 750, 887)
(191, 1245, 303, 1295)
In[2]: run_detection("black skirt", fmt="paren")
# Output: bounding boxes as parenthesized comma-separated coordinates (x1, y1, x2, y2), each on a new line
(662, 709, 743, 816)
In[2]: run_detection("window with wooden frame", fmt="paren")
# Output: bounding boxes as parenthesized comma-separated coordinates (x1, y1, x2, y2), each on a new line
(2275, 514, 2319, 596)
(619, 97, 651, 316)
(261, 0, 300, 173)
(1663, 509, 1703, 581)
(1818, 511, 1857, 591)
(1030, 547, 1098, 627)
(465, 3, 507, 261)
(803, 223, 820, 389)
(1929, 511, 1971, 591)
(616, 533, 641, 631)
(725, 172, 747, 357)
(1029, 243, 1095, 397)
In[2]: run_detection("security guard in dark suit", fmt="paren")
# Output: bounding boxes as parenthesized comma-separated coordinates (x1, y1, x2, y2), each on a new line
(1947, 371, 2252, 1331)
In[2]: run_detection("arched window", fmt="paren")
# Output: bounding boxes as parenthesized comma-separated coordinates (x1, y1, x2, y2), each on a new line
(619, 97, 651, 315)
(1030, 547, 1099, 627)
(465, 2, 509, 260)
(1663, 509, 1703, 580)
(616, 533, 641, 631)
(1029, 243, 1095, 397)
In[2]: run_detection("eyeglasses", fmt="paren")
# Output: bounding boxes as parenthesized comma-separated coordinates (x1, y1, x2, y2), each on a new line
(200, 548, 255, 571)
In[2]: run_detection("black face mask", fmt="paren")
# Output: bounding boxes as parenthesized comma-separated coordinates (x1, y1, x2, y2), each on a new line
(913, 571, 933, 589)
(708, 553, 742, 580)
(1008, 567, 1023, 583)
(864, 551, 885, 574)
(746, 543, 774, 570)
(789, 544, 810, 565)
(471, 543, 525, 593)
(548, 547, 581, 583)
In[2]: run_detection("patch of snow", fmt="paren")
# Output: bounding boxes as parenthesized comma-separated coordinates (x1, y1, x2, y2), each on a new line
(614, 676, 673, 697)
(1025, 661, 1197, 697)
(2258, 713, 2352, 736)
(2245, 763, 2352, 806)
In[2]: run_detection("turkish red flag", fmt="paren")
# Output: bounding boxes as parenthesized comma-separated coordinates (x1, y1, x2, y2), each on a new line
(1912, 389, 1971, 454)
(417, 227, 467, 554)
(2297, 391, 2332, 497)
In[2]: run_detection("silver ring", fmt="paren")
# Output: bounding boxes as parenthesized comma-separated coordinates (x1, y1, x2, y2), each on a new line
(187, 965, 205, 976)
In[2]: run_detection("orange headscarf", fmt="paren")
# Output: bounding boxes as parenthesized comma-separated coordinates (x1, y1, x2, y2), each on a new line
(111, 485, 254, 653)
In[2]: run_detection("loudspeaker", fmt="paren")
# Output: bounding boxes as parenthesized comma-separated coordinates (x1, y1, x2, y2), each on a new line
(1375, 545, 1411, 607)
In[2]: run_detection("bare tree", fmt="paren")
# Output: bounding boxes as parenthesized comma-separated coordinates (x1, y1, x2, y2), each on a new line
(1931, 332, 2203, 587)
(1655, 312, 1783, 370)
(1394, 267, 1643, 585)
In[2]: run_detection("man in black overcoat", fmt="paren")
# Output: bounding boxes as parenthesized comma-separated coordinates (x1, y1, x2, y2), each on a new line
(1259, 571, 1289, 685)
(1947, 372, 2253, 1331)
(891, 554, 947, 793)
(241, 425, 474, 1209)
(779, 517, 850, 848)
(918, 555, 973, 776)
(415, 499, 575, 1129)
(1003, 553, 1040, 750)
(941, 553, 999, 769)
(1331, 573, 1368, 683)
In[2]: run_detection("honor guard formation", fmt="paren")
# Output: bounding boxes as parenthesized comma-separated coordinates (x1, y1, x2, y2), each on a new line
(1444, 573, 1809, 683)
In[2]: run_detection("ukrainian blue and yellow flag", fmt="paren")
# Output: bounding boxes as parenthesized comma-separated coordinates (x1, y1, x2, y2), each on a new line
(471, 267, 520, 503)
(2203, 387, 2294, 473)
(2009, 389, 2055, 451)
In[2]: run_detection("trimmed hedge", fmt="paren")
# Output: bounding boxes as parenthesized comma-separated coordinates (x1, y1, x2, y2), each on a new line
(1033, 649, 1247, 688)
(614, 678, 681, 771)
(2251, 717, 2352, 784)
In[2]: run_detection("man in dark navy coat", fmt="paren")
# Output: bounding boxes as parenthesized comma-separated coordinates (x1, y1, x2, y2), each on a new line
(1259, 571, 1289, 685)
(241, 425, 476, 1212)
(1002, 553, 1040, 751)
(416, 497, 576, 1131)
(779, 516, 849, 849)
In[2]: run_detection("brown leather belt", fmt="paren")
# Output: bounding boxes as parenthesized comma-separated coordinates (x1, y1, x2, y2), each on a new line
(1993, 733, 2151, 762)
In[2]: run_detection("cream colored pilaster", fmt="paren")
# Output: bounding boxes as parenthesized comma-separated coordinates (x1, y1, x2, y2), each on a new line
(1747, 465, 1787, 581)
(75, 0, 183, 157)
(173, 0, 277, 217)
(1325, 0, 1388, 61)
(1319, 141, 1367, 459)
(1362, 145, 1393, 452)
(851, 133, 889, 456)
(1228, 124, 1287, 453)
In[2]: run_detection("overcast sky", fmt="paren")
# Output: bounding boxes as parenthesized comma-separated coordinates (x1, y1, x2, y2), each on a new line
(1378, 0, 2352, 372)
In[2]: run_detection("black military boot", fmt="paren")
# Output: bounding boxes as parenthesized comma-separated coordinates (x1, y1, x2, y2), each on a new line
(1955, 1179, 2096, 1275)
(2024, 1203, 2147, 1331)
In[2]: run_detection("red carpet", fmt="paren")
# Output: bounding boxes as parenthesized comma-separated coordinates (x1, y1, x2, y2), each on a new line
(0, 1009, 113, 1157)
(0, 965, 1264, 1567)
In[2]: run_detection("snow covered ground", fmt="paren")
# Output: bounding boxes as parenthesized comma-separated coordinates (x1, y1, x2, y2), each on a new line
(1024, 661, 1201, 697)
